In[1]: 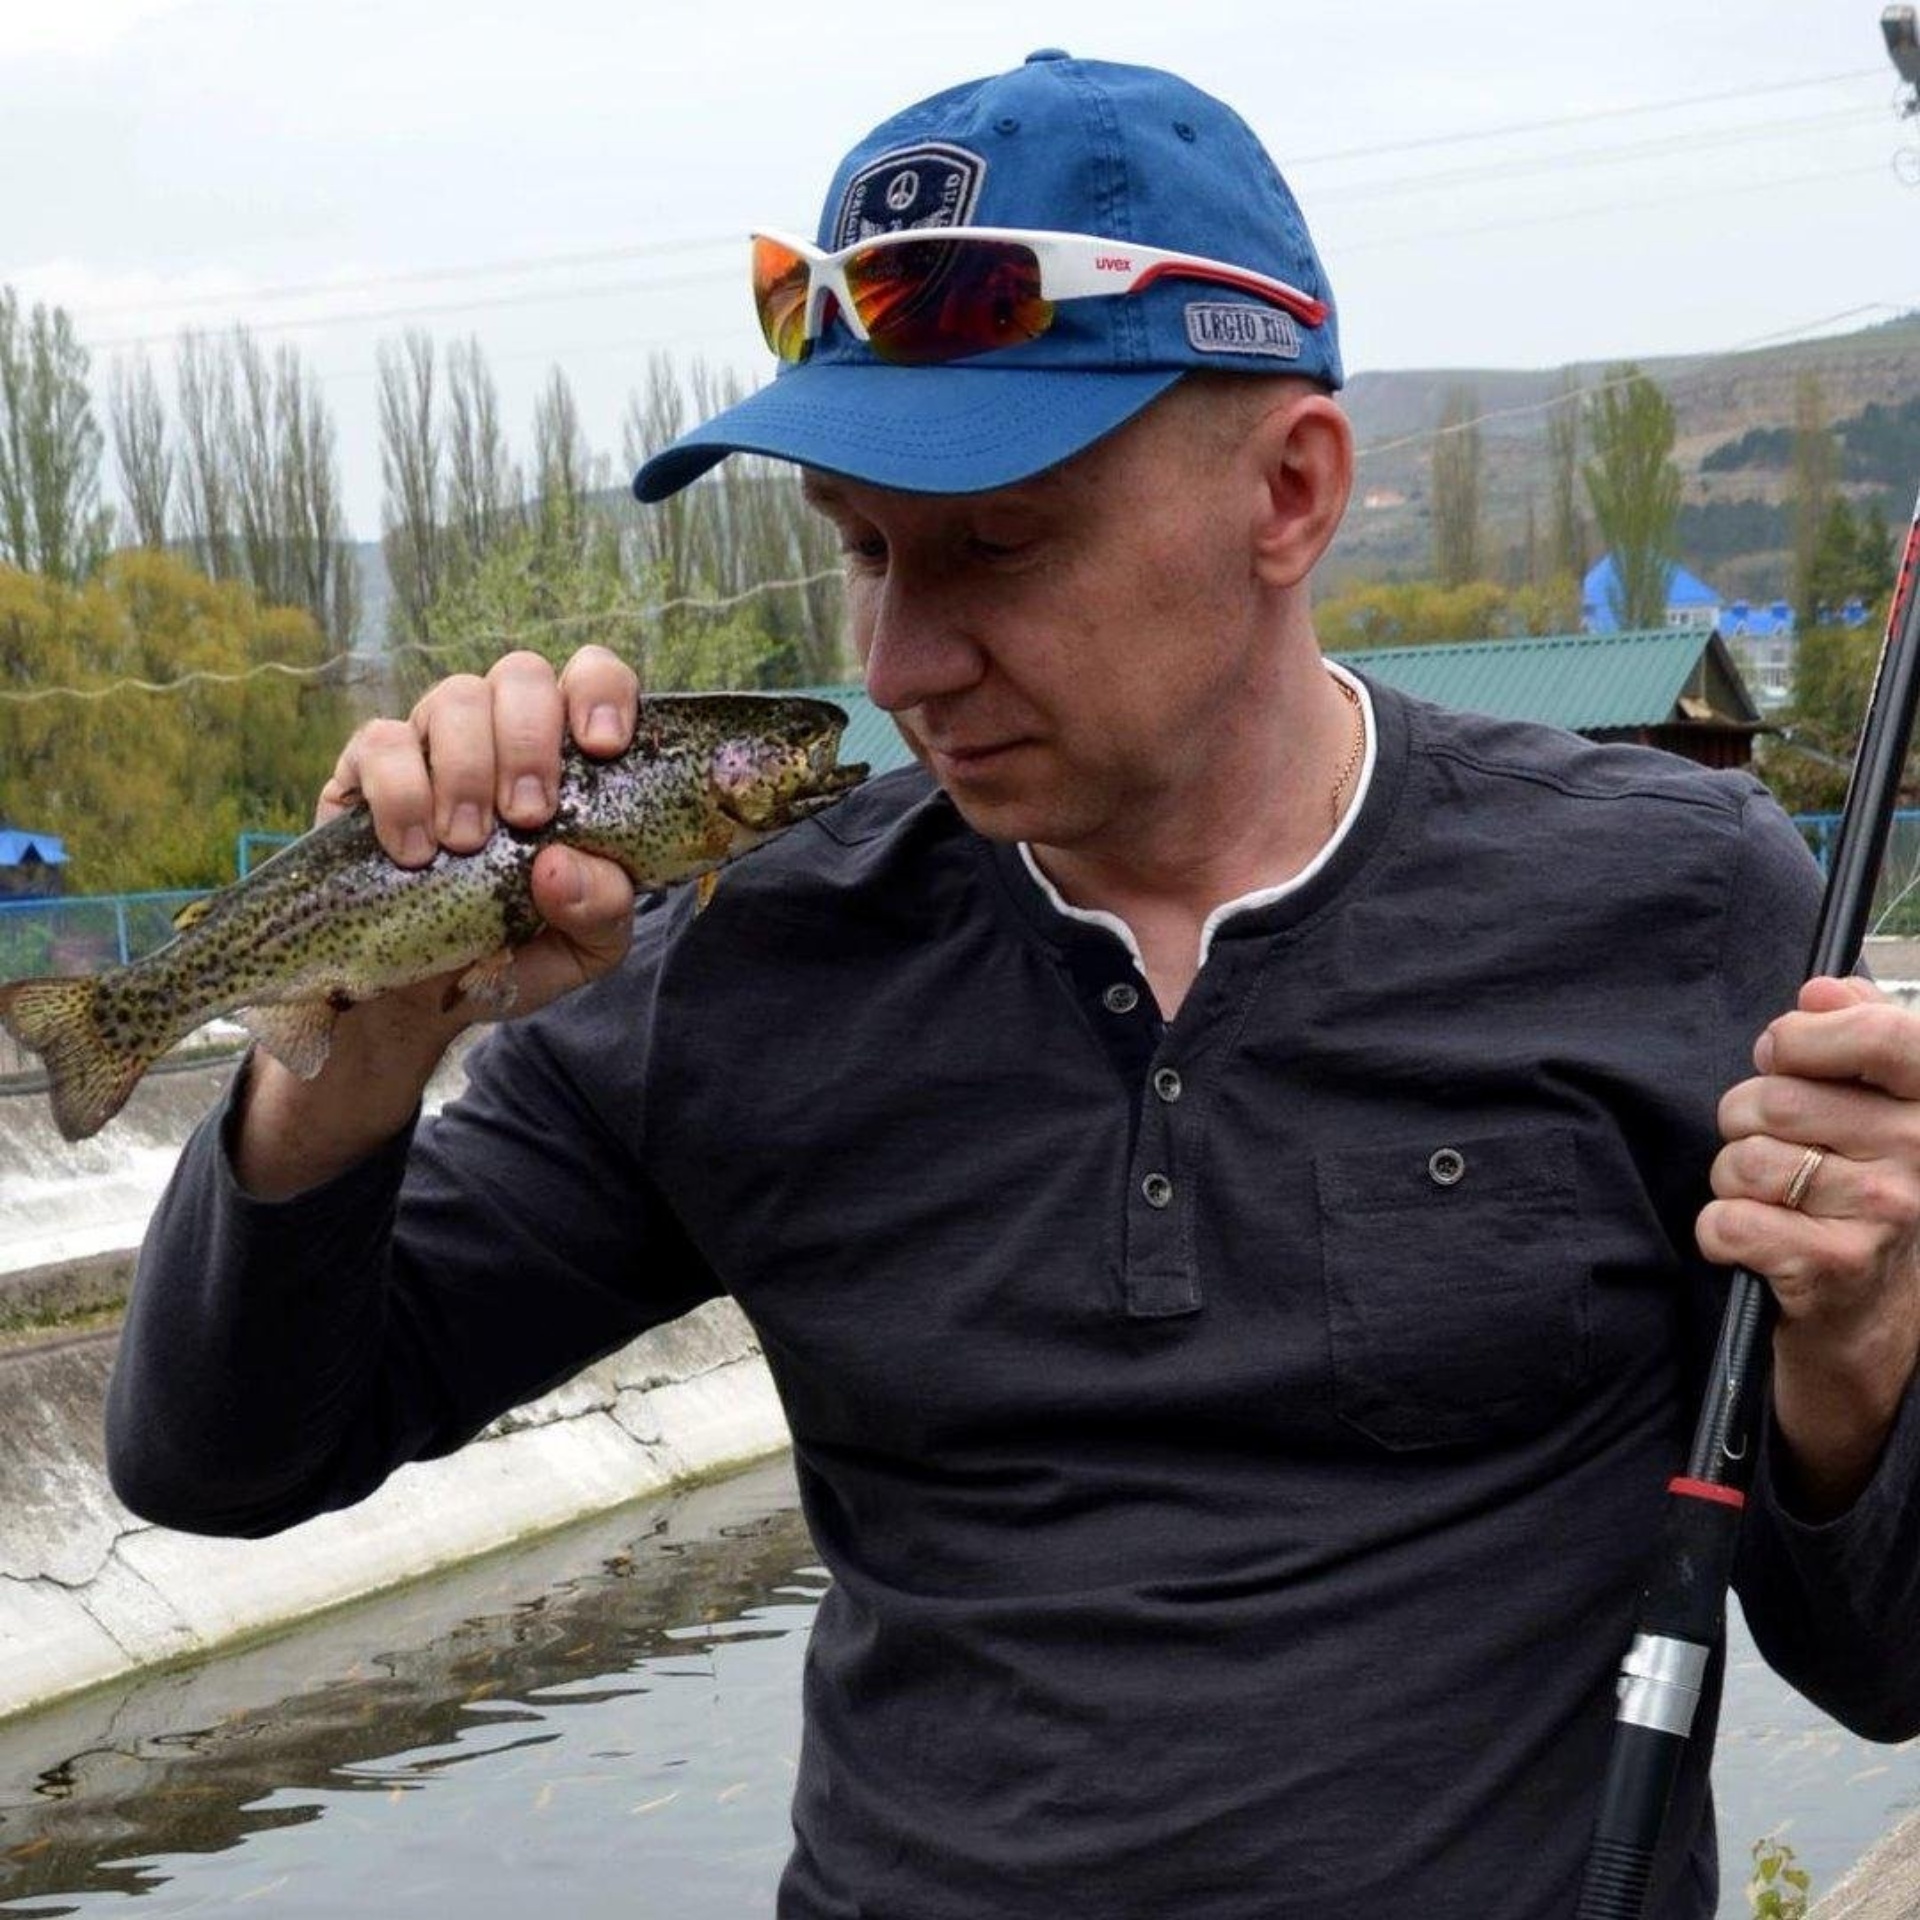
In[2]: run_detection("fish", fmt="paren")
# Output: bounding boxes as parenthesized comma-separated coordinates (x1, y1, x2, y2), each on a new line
(0, 692, 868, 1141)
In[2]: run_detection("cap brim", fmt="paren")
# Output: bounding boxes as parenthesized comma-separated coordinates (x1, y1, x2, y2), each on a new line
(632, 361, 1185, 503)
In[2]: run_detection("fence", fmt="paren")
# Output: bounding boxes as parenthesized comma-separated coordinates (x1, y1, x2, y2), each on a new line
(1, 808, 1917, 1072)
(0, 891, 213, 1078)
(1794, 810, 1920, 937)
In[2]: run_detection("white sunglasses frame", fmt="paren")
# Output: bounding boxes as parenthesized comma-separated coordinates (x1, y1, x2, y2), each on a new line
(751, 225, 1329, 361)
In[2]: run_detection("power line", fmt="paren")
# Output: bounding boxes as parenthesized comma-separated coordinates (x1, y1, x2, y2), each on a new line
(1310, 106, 1876, 209)
(59, 84, 1889, 357)
(0, 570, 845, 706)
(1287, 67, 1885, 167)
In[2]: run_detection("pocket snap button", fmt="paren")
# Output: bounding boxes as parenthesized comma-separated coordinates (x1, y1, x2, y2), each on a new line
(1103, 982, 1140, 1014)
(1141, 1172, 1174, 1209)
(1427, 1147, 1467, 1187)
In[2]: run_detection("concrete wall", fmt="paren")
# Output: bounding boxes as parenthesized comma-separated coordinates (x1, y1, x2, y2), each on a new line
(0, 1046, 790, 1728)
(0, 1302, 788, 1727)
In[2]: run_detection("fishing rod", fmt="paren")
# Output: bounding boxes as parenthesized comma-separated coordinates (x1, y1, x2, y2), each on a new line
(1573, 481, 1920, 1917)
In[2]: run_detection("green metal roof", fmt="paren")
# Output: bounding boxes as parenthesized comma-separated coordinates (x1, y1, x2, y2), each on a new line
(1330, 627, 1754, 733)
(796, 627, 1755, 777)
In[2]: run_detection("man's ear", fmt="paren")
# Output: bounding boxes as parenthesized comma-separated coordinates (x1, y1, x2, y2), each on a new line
(1249, 393, 1353, 590)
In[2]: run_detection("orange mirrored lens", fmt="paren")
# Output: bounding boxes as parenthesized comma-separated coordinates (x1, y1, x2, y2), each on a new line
(843, 238, 1053, 365)
(752, 237, 814, 362)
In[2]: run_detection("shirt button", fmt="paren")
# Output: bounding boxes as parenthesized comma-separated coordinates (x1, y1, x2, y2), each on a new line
(1103, 982, 1140, 1014)
(1428, 1147, 1467, 1187)
(1152, 1067, 1183, 1103)
(1141, 1172, 1174, 1209)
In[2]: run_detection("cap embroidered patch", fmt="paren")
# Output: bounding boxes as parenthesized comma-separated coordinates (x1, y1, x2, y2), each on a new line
(1184, 304, 1302, 359)
(834, 142, 986, 246)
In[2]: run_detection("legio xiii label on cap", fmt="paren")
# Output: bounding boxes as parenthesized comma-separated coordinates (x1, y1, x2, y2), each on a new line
(835, 143, 986, 246)
(1185, 304, 1302, 359)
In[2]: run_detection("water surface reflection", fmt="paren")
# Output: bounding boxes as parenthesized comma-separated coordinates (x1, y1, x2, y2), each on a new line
(0, 1452, 1916, 1916)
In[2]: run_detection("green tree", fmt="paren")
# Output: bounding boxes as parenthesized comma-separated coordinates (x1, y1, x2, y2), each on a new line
(1547, 371, 1585, 582)
(1314, 576, 1580, 650)
(0, 289, 111, 584)
(1755, 618, 1891, 815)
(1583, 366, 1681, 629)
(1789, 371, 1837, 625)
(1430, 386, 1482, 588)
(172, 328, 359, 649)
(106, 351, 172, 551)
(0, 550, 348, 891)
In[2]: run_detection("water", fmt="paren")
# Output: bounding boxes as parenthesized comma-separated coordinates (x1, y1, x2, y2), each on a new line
(0, 1452, 1913, 1918)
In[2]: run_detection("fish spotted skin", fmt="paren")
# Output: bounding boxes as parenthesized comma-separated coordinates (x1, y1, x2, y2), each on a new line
(0, 693, 867, 1141)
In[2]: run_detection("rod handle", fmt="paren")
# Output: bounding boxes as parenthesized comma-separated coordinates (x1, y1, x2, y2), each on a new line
(1574, 1719, 1687, 1919)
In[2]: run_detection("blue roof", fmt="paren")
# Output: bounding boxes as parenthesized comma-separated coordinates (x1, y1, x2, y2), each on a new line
(1582, 553, 1721, 632)
(1721, 598, 1797, 639)
(0, 828, 66, 867)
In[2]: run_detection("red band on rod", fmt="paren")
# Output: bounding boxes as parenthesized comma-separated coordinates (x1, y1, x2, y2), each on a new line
(1668, 1476, 1746, 1510)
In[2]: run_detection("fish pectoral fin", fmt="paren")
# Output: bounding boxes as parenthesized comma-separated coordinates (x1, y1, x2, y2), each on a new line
(450, 947, 519, 1017)
(170, 896, 216, 933)
(694, 871, 721, 914)
(238, 1001, 339, 1080)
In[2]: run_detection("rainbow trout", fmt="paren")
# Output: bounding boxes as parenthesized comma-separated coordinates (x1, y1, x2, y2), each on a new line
(0, 693, 867, 1141)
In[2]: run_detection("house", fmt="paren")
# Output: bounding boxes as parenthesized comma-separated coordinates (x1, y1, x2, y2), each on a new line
(1581, 554, 1723, 635)
(0, 827, 67, 901)
(800, 625, 1765, 780)
(1719, 599, 1798, 713)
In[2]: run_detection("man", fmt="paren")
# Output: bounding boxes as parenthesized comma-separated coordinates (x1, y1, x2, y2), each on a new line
(109, 52, 1920, 1919)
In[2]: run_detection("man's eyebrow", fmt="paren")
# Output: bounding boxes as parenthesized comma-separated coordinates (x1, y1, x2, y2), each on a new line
(800, 475, 847, 510)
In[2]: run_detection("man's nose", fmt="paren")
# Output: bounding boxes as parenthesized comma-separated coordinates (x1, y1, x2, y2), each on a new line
(859, 571, 984, 714)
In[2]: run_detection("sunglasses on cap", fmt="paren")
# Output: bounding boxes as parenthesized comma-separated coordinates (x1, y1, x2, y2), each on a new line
(751, 226, 1330, 368)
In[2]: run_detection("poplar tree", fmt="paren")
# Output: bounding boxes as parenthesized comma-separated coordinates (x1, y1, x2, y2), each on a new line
(173, 328, 357, 648)
(1789, 371, 1837, 625)
(107, 352, 173, 550)
(1430, 385, 1482, 588)
(377, 330, 445, 648)
(0, 289, 111, 584)
(1547, 371, 1584, 581)
(1583, 366, 1681, 630)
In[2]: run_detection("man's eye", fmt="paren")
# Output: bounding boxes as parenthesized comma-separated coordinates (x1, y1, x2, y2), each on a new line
(840, 536, 887, 568)
(969, 536, 1029, 561)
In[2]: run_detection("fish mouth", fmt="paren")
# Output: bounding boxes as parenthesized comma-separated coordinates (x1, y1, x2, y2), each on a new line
(783, 759, 869, 820)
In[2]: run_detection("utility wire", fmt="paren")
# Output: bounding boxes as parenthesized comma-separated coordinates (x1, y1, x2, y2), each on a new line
(63, 85, 1888, 354)
(1285, 67, 1885, 166)
(0, 570, 845, 706)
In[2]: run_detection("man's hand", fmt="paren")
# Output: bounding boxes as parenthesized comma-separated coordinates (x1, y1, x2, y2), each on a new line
(1699, 974, 1920, 1517)
(235, 646, 642, 1200)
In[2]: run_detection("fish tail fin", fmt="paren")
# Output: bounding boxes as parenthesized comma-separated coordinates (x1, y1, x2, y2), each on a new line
(0, 976, 150, 1141)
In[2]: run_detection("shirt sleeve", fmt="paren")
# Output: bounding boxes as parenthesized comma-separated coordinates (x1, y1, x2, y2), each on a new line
(105, 899, 721, 1539)
(1716, 783, 1920, 1739)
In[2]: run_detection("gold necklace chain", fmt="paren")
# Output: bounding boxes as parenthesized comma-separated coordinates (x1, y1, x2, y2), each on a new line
(1328, 676, 1365, 831)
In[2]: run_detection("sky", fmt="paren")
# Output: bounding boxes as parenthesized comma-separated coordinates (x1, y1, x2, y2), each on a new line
(1, 0, 1916, 537)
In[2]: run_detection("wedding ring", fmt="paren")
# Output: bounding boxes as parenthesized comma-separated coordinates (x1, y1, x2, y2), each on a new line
(1779, 1145, 1827, 1213)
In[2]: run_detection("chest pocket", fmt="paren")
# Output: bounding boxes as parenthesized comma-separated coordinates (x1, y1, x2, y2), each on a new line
(1314, 1127, 1590, 1451)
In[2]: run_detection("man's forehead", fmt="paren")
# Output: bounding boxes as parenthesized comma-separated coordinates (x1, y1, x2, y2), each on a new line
(800, 467, 1070, 513)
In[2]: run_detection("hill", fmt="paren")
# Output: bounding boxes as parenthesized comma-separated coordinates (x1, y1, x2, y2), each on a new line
(1327, 313, 1920, 600)
(347, 313, 1920, 652)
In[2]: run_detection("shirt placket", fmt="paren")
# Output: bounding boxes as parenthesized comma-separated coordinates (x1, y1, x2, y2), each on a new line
(1057, 934, 1203, 1320)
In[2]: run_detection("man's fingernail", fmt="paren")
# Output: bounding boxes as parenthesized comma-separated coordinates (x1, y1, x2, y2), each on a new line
(558, 851, 588, 905)
(511, 774, 549, 820)
(587, 703, 625, 749)
(400, 825, 435, 866)
(1755, 1030, 1776, 1072)
(449, 801, 484, 845)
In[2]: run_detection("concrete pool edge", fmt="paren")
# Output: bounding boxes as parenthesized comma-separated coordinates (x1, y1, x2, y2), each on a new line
(0, 1297, 790, 1727)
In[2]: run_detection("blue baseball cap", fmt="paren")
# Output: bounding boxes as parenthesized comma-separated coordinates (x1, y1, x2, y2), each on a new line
(632, 50, 1342, 503)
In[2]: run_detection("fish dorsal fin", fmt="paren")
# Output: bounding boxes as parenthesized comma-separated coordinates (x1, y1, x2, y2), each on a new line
(171, 896, 216, 933)
(237, 1001, 340, 1080)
